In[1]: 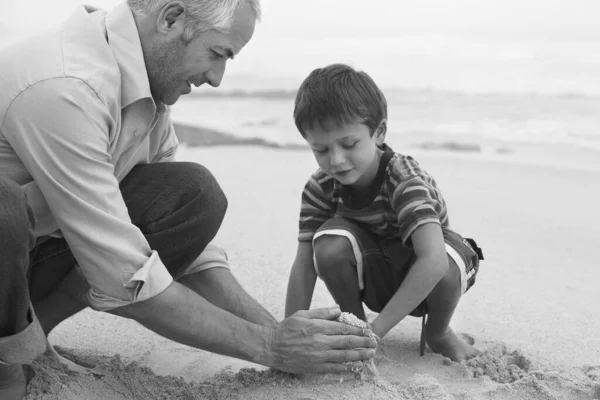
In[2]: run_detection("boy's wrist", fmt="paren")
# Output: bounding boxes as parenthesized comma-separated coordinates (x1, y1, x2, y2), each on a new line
(370, 317, 391, 339)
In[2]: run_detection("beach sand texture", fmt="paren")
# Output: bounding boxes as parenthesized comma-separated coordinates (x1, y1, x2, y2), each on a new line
(29, 144, 600, 400)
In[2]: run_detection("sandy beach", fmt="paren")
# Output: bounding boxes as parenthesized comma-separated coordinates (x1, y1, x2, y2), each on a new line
(27, 139, 600, 399)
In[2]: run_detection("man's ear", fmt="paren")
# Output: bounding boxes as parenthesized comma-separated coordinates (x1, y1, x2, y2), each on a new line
(156, 2, 187, 35)
(374, 119, 387, 146)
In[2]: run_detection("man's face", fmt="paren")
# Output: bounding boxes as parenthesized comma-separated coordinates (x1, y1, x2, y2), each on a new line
(146, 3, 256, 105)
(304, 120, 386, 189)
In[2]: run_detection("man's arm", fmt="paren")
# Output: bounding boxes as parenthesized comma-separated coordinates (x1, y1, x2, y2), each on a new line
(180, 267, 278, 328)
(3, 78, 174, 311)
(285, 241, 318, 318)
(3, 79, 376, 372)
(114, 281, 376, 373)
(370, 223, 448, 338)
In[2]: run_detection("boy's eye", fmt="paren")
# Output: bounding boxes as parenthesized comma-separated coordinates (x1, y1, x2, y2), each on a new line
(342, 141, 358, 149)
(312, 148, 328, 154)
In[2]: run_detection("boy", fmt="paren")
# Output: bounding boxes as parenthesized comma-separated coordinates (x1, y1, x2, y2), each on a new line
(284, 64, 483, 362)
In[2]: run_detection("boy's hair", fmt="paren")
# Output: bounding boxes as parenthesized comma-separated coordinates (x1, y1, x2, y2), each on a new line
(293, 63, 387, 137)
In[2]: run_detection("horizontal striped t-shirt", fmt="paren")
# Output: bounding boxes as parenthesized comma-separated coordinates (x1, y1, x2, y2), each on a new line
(298, 146, 450, 245)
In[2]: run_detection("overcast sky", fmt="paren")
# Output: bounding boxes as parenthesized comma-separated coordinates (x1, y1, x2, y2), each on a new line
(2, 0, 600, 93)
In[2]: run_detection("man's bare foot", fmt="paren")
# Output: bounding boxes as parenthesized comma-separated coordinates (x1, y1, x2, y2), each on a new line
(426, 327, 479, 362)
(0, 364, 26, 400)
(44, 342, 91, 374)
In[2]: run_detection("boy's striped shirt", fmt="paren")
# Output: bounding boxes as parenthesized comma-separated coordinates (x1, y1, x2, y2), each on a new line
(299, 147, 451, 245)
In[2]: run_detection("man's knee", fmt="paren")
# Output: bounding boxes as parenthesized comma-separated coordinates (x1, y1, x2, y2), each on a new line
(313, 234, 355, 278)
(178, 162, 228, 222)
(123, 162, 227, 232)
(0, 178, 36, 256)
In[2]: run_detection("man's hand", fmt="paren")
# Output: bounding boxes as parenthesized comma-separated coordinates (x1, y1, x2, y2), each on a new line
(266, 306, 377, 374)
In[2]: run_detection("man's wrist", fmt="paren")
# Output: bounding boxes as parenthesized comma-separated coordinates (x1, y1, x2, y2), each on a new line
(249, 324, 278, 369)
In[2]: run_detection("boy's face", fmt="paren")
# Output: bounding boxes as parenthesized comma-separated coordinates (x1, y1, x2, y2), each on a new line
(304, 120, 386, 189)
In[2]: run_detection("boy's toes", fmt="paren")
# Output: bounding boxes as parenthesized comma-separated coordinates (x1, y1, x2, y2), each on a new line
(458, 332, 475, 346)
(427, 328, 479, 362)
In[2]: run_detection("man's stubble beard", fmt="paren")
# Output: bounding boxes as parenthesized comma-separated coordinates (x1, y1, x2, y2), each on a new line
(145, 37, 187, 106)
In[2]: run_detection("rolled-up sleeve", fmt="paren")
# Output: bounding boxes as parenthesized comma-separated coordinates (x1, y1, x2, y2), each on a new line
(2, 78, 173, 311)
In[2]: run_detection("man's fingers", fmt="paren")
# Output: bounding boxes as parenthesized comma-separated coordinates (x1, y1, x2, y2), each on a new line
(316, 319, 365, 336)
(321, 348, 376, 363)
(326, 334, 377, 350)
(314, 361, 365, 374)
(294, 306, 341, 321)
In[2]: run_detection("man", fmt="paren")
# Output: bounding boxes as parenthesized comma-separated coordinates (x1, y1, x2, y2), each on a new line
(0, 1, 376, 398)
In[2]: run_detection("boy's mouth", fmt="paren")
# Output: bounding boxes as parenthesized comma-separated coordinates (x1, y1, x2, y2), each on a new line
(333, 169, 353, 177)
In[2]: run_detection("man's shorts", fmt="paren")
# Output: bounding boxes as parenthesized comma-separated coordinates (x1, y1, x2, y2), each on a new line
(312, 218, 482, 317)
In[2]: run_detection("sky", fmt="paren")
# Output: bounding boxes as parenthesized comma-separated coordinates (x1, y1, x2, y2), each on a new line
(2, 0, 600, 94)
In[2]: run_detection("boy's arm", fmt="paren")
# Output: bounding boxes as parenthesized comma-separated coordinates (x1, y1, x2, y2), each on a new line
(370, 223, 448, 338)
(285, 241, 318, 318)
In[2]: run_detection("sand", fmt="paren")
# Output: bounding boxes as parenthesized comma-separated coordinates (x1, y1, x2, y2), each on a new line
(30, 142, 600, 400)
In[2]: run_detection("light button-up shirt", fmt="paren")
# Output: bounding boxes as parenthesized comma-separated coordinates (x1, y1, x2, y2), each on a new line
(0, 3, 179, 311)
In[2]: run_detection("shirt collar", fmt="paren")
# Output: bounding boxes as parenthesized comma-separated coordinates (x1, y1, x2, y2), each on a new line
(104, 2, 160, 111)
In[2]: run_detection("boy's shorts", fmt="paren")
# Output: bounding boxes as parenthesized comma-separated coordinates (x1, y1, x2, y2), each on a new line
(312, 218, 481, 317)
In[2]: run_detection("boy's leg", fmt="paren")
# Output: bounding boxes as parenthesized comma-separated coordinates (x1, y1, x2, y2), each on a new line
(312, 218, 386, 321)
(313, 234, 366, 320)
(0, 178, 47, 399)
(424, 236, 479, 362)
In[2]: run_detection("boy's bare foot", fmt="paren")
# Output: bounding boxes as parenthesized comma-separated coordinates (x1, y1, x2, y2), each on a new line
(0, 364, 26, 400)
(426, 327, 479, 362)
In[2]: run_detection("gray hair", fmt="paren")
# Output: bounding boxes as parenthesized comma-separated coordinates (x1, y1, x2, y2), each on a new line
(128, 0, 261, 41)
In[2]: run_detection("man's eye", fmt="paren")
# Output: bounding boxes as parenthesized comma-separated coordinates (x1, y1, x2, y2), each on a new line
(210, 50, 224, 60)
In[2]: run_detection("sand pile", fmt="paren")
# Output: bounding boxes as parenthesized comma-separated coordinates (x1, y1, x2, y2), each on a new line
(24, 343, 599, 400)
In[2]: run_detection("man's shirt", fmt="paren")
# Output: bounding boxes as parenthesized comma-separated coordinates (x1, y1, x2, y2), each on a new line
(0, 3, 179, 311)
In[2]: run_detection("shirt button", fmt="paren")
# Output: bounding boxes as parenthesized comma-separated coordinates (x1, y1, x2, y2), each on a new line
(133, 129, 141, 136)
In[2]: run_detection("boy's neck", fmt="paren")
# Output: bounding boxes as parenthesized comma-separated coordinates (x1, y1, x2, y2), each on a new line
(342, 146, 388, 202)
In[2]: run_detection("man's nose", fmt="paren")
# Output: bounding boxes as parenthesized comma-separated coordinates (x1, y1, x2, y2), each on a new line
(206, 62, 226, 88)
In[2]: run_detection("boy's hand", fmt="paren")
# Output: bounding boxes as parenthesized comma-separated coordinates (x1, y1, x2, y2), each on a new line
(266, 306, 377, 374)
(367, 321, 385, 354)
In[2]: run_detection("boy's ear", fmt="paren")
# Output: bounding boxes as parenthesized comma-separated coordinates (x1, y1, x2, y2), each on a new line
(374, 119, 387, 146)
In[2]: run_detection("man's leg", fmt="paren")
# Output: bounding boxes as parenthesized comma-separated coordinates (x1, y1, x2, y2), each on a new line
(0, 178, 46, 399)
(121, 162, 277, 327)
(32, 162, 275, 332)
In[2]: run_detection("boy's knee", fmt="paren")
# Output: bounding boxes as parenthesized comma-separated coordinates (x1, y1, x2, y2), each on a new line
(313, 234, 355, 276)
(0, 178, 36, 255)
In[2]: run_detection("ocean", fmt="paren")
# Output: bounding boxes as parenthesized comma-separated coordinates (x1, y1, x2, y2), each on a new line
(171, 89, 600, 153)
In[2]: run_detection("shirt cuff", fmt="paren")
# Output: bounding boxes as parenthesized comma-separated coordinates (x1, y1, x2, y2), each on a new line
(87, 250, 173, 312)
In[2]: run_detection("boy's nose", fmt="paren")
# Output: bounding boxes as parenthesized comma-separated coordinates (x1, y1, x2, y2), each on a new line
(329, 149, 345, 167)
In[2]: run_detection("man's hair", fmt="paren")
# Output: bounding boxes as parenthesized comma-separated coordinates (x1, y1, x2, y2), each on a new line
(127, 0, 261, 42)
(293, 63, 387, 137)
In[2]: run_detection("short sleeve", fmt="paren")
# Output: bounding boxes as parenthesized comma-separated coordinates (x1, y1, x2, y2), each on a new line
(391, 176, 442, 245)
